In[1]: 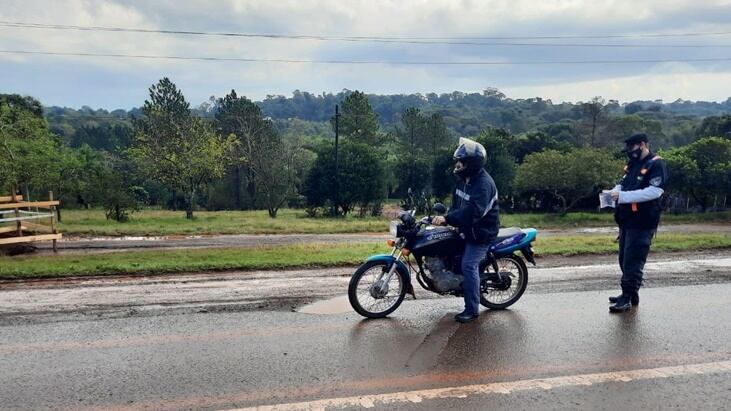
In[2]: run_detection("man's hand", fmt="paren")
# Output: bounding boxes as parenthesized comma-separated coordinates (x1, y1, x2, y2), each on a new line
(432, 216, 446, 226)
(610, 191, 620, 202)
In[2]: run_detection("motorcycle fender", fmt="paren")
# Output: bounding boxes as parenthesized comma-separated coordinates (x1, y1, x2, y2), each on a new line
(364, 254, 411, 287)
(521, 247, 536, 266)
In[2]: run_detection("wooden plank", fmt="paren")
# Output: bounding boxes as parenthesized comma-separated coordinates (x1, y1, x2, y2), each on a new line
(0, 201, 59, 210)
(0, 195, 23, 203)
(0, 233, 62, 245)
(20, 221, 52, 233)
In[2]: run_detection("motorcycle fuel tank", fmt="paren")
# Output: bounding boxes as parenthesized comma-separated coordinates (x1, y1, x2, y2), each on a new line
(412, 226, 463, 257)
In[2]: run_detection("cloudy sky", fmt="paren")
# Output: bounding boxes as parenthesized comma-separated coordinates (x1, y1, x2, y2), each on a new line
(1, 0, 731, 109)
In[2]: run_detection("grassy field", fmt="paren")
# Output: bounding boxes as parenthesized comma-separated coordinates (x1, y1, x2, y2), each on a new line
(54, 208, 731, 236)
(1, 232, 729, 279)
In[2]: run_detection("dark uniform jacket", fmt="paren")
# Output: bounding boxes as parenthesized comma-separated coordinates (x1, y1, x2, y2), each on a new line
(445, 168, 500, 243)
(614, 152, 668, 230)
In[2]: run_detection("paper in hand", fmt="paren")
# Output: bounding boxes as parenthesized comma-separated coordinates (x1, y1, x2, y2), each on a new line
(599, 190, 616, 209)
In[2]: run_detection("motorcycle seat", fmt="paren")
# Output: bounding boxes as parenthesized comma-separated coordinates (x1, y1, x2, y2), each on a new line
(494, 227, 523, 242)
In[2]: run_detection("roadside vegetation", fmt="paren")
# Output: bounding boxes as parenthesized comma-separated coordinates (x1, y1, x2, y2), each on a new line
(1, 233, 729, 279)
(56, 208, 731, 236)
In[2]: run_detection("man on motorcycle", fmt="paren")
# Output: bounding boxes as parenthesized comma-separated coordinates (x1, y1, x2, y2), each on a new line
(432, 137, 500, 323)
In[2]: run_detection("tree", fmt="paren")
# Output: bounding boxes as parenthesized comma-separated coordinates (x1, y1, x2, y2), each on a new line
(662, 137, 731, 211)
(431, 147, 456, 201)
(393, 108, 453, 198)
(394, 152, 432, 198)
(130, 78, 234, 219)
(215, 90, 270, 209)
(303, 141, 386, 215)
(394, 107, 428, 196)
(602, 115, 665, 149)
(513, 131, 572, 163)
(696, 115, 731, 139)
(515, 148, 622, 214)
(85, 151, 146, 222)
(580, 96, 607, 146)
(474, 127, 517, 199)
(0, 94, 43, 117)
(424, 113, 452, 161)
(0, 100, 57, 196)
(395, 107, 426, 151)
(215, 90, 313, 218)
(332, 91, 382, 146)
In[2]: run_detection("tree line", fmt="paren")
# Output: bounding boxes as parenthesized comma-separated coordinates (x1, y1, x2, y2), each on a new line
(1, 81, 730, 222)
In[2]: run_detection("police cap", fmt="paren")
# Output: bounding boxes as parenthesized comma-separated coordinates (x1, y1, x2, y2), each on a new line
(624, 133, 649, 146)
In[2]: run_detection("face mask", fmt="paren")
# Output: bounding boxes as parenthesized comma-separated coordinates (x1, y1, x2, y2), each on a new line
(626, 146, 642, 162)
(453, 161, 468, 178)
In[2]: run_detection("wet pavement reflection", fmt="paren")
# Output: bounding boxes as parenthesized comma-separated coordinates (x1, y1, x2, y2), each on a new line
(0, 285, 729, 411)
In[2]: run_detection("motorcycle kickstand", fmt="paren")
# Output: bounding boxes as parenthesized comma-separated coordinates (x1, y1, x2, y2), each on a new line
(407, 283, 416, 299)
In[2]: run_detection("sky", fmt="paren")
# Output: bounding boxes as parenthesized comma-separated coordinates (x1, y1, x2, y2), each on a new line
(1, 0, 731, 109)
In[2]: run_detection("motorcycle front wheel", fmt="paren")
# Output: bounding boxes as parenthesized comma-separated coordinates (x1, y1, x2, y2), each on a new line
(479, 254, 528, 310)
(348, 261, 407, 318)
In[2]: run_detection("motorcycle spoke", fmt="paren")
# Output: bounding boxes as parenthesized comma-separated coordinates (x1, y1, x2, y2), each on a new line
(353, 264, 403, 315)
(482, 258, 523, 305)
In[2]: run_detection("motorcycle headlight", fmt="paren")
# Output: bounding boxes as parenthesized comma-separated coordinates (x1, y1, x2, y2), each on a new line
(389, 221, 399, 237)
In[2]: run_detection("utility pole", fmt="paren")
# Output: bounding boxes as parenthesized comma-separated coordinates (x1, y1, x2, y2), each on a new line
(334, 104, 340, 216)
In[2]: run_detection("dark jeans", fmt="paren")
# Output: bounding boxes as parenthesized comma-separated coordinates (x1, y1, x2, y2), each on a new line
(461, 242, 490, 316)
(618, 228, 655, 297)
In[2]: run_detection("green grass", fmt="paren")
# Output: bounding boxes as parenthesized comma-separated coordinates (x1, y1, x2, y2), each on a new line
(55, 208, 731, 237)
(534, 232, 731, 256)
(1, 233, 729, 279)
(57, 208, 390, 236)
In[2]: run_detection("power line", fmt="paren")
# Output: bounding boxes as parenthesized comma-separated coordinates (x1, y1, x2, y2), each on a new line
(2, 49, 731, 65)
(2, 20, 731, 47)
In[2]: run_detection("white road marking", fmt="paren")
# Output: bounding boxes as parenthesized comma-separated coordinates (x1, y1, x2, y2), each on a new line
(226, 360, 731, 411)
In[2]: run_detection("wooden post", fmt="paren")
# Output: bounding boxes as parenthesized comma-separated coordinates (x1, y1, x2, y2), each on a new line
(11, 185, 21, 237)
(49, 191, 57, 253)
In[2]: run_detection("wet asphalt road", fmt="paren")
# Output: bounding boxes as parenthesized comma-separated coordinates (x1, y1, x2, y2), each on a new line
(1, 283, 729, 410)
(1, 253, 730, 323)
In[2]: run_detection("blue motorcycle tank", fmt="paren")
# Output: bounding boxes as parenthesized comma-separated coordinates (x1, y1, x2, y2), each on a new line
(412, 227, 464, 257)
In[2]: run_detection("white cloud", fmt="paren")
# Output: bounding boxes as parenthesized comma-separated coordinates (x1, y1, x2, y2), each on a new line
(1, 0, 730, 107)
(505, 66, 731, 103)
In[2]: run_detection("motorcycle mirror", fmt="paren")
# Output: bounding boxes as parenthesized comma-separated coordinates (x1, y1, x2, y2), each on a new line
(433, 203, 447, 215)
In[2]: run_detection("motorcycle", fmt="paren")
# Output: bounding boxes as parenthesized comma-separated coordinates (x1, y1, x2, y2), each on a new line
(348, 203, 537, 318)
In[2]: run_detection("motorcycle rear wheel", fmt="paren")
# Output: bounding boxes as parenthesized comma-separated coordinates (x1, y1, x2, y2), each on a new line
(348, 261, 407, 318)
(480, 255, 528, 310)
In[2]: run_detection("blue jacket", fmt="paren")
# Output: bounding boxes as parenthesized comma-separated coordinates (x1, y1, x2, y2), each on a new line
(445, 168, 500, 243)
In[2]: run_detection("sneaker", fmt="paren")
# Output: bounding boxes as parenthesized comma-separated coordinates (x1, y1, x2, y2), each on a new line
(455, 311, 479, 323)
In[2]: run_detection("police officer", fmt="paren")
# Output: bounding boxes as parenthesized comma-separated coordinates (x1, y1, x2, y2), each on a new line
(432, 137, 500, 323)
(608, 133, 668, 313)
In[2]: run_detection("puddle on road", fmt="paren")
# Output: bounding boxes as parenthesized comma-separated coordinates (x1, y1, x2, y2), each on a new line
(577, 227, 618, 234)
(298, 295, 351, 315)
(61, 235, 205, 242)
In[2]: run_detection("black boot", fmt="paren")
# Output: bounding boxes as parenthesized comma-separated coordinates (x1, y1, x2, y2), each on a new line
(609, 295, 634, 313)
(609, 294, 639, 305)
(455, 311, 479, 323)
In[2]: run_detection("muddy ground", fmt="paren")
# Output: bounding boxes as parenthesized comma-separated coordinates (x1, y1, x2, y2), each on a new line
(1, 250, 729, 325)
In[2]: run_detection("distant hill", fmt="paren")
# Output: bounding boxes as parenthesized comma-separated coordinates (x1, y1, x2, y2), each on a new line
(43, 89, 731, 150)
